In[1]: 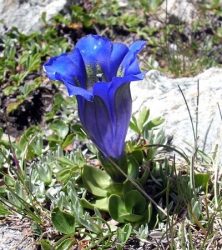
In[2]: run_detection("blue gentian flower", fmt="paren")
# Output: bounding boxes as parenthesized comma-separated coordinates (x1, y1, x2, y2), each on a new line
(44, 35, 145, 160)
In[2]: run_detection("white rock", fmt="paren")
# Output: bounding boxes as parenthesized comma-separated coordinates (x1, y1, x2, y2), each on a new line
(0, 222, 35, 250)
(130, 68, 222, 159)
(151, 0, 198, 27)
(0, 0, 69, 34)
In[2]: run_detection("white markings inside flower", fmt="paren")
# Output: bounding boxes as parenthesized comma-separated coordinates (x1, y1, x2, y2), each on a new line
(96, 73, 103, 81)
(85, 63, 106, 89)
(117, 66, 124, 77)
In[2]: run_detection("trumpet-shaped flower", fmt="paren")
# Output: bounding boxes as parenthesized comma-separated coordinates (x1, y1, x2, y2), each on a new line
(44, 35, 145, 159)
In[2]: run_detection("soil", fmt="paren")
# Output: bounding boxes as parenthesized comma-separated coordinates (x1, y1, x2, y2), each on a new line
(0, 85, 57, 138)
(0, 216, 35, 250)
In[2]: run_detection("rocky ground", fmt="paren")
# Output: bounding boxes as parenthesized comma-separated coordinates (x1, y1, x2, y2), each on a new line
(0, 216, 35, 250)
(2, 68, 222, 249)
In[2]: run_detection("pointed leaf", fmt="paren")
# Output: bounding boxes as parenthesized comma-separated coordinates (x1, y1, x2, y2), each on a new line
(80, 197, 109, 211)
(194, 173, 210, 191)
(51, 208, 75, 234)
(125, 190, 146, 214)
(50, 120, 69, 139)
(40, 239, 52, 250)
(117, 223, 132, 244)
(55, 237, 74, 250)
(120, 213, 144, 222)
(137, 107, 150, 132)
(144, 117, 164, 130)
(82, 165, 111, 197)
(109, 194, 128, 222)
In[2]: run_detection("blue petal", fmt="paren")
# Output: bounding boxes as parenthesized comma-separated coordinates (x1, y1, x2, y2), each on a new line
(77, 96, 116, 158)
(129, 40, 146, 53)
(93, 74, 143, 102)
(55, 74, 93, 100)
(78, 76, 136, 159)
(119, 40, 146, 76)
(91, 75, 143, 158)
(43, 53, 75, 82)
(112, 84, 132, 156)
(93, 83, 132, 158)
(43, 49, 86, 88)
(93, 74, 144, 120)
(109, 43, 129, 79)
(77, 73, 145, 159)
(75, 35, 112, 81)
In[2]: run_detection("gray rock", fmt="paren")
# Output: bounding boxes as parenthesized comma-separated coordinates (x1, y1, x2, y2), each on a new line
(150, 0, 198, 27)
(130, 67, 222, 159)
(0, 220, 35, 250)
(0, 0, 73, 34)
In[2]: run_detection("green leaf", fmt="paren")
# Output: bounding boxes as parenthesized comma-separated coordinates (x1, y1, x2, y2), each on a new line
(0, 203, 11, 216)
(50, 120, 69, 139)
(125, 190, 147, 215)
(4, 175, 15, 187)
(120, 213, 144, 223)
(71, 124, 87, 138)
(109, 191, 148, 223)
(147, 202, 153, 223)
(109, 194, 128, 223)
(17, 126, 42, 160)
(80, 197, 109, 211)
(117, 224, 132, 244)
(45, 93, 64, 121)
(144, 117, 164, 130)
(56, 166, 79, 183)
(62, 133, 76, 149)
(37, 164, 52, 185)
(56, 157, 80, 182)
(40, 239, 52, 250)
(6, 99, 24, 114)
(190, 198, 202, 221)
(51, 208, 75, 234)
(137, 107, 150, 132)
(57, 157, 78, 167)
(108, 182, 124, 196)
(3, 86, 18, 96)
(127, 150, 143, 178)
(82, 165, 111, 197)
(194, 173, 210, 191)
(47, 134, 62, 145)
(130, 109, 164, 135)
(130, 116, 140, 134)
(32, 136, 43, 156)
(139, 166, 150, 185)
(0, 187, 6, 194)
(20, 80, 41, 98)
(55, 237, 74, 250)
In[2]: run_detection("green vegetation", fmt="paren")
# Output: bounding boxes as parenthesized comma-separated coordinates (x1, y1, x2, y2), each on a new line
(0, 0, 222, 249)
